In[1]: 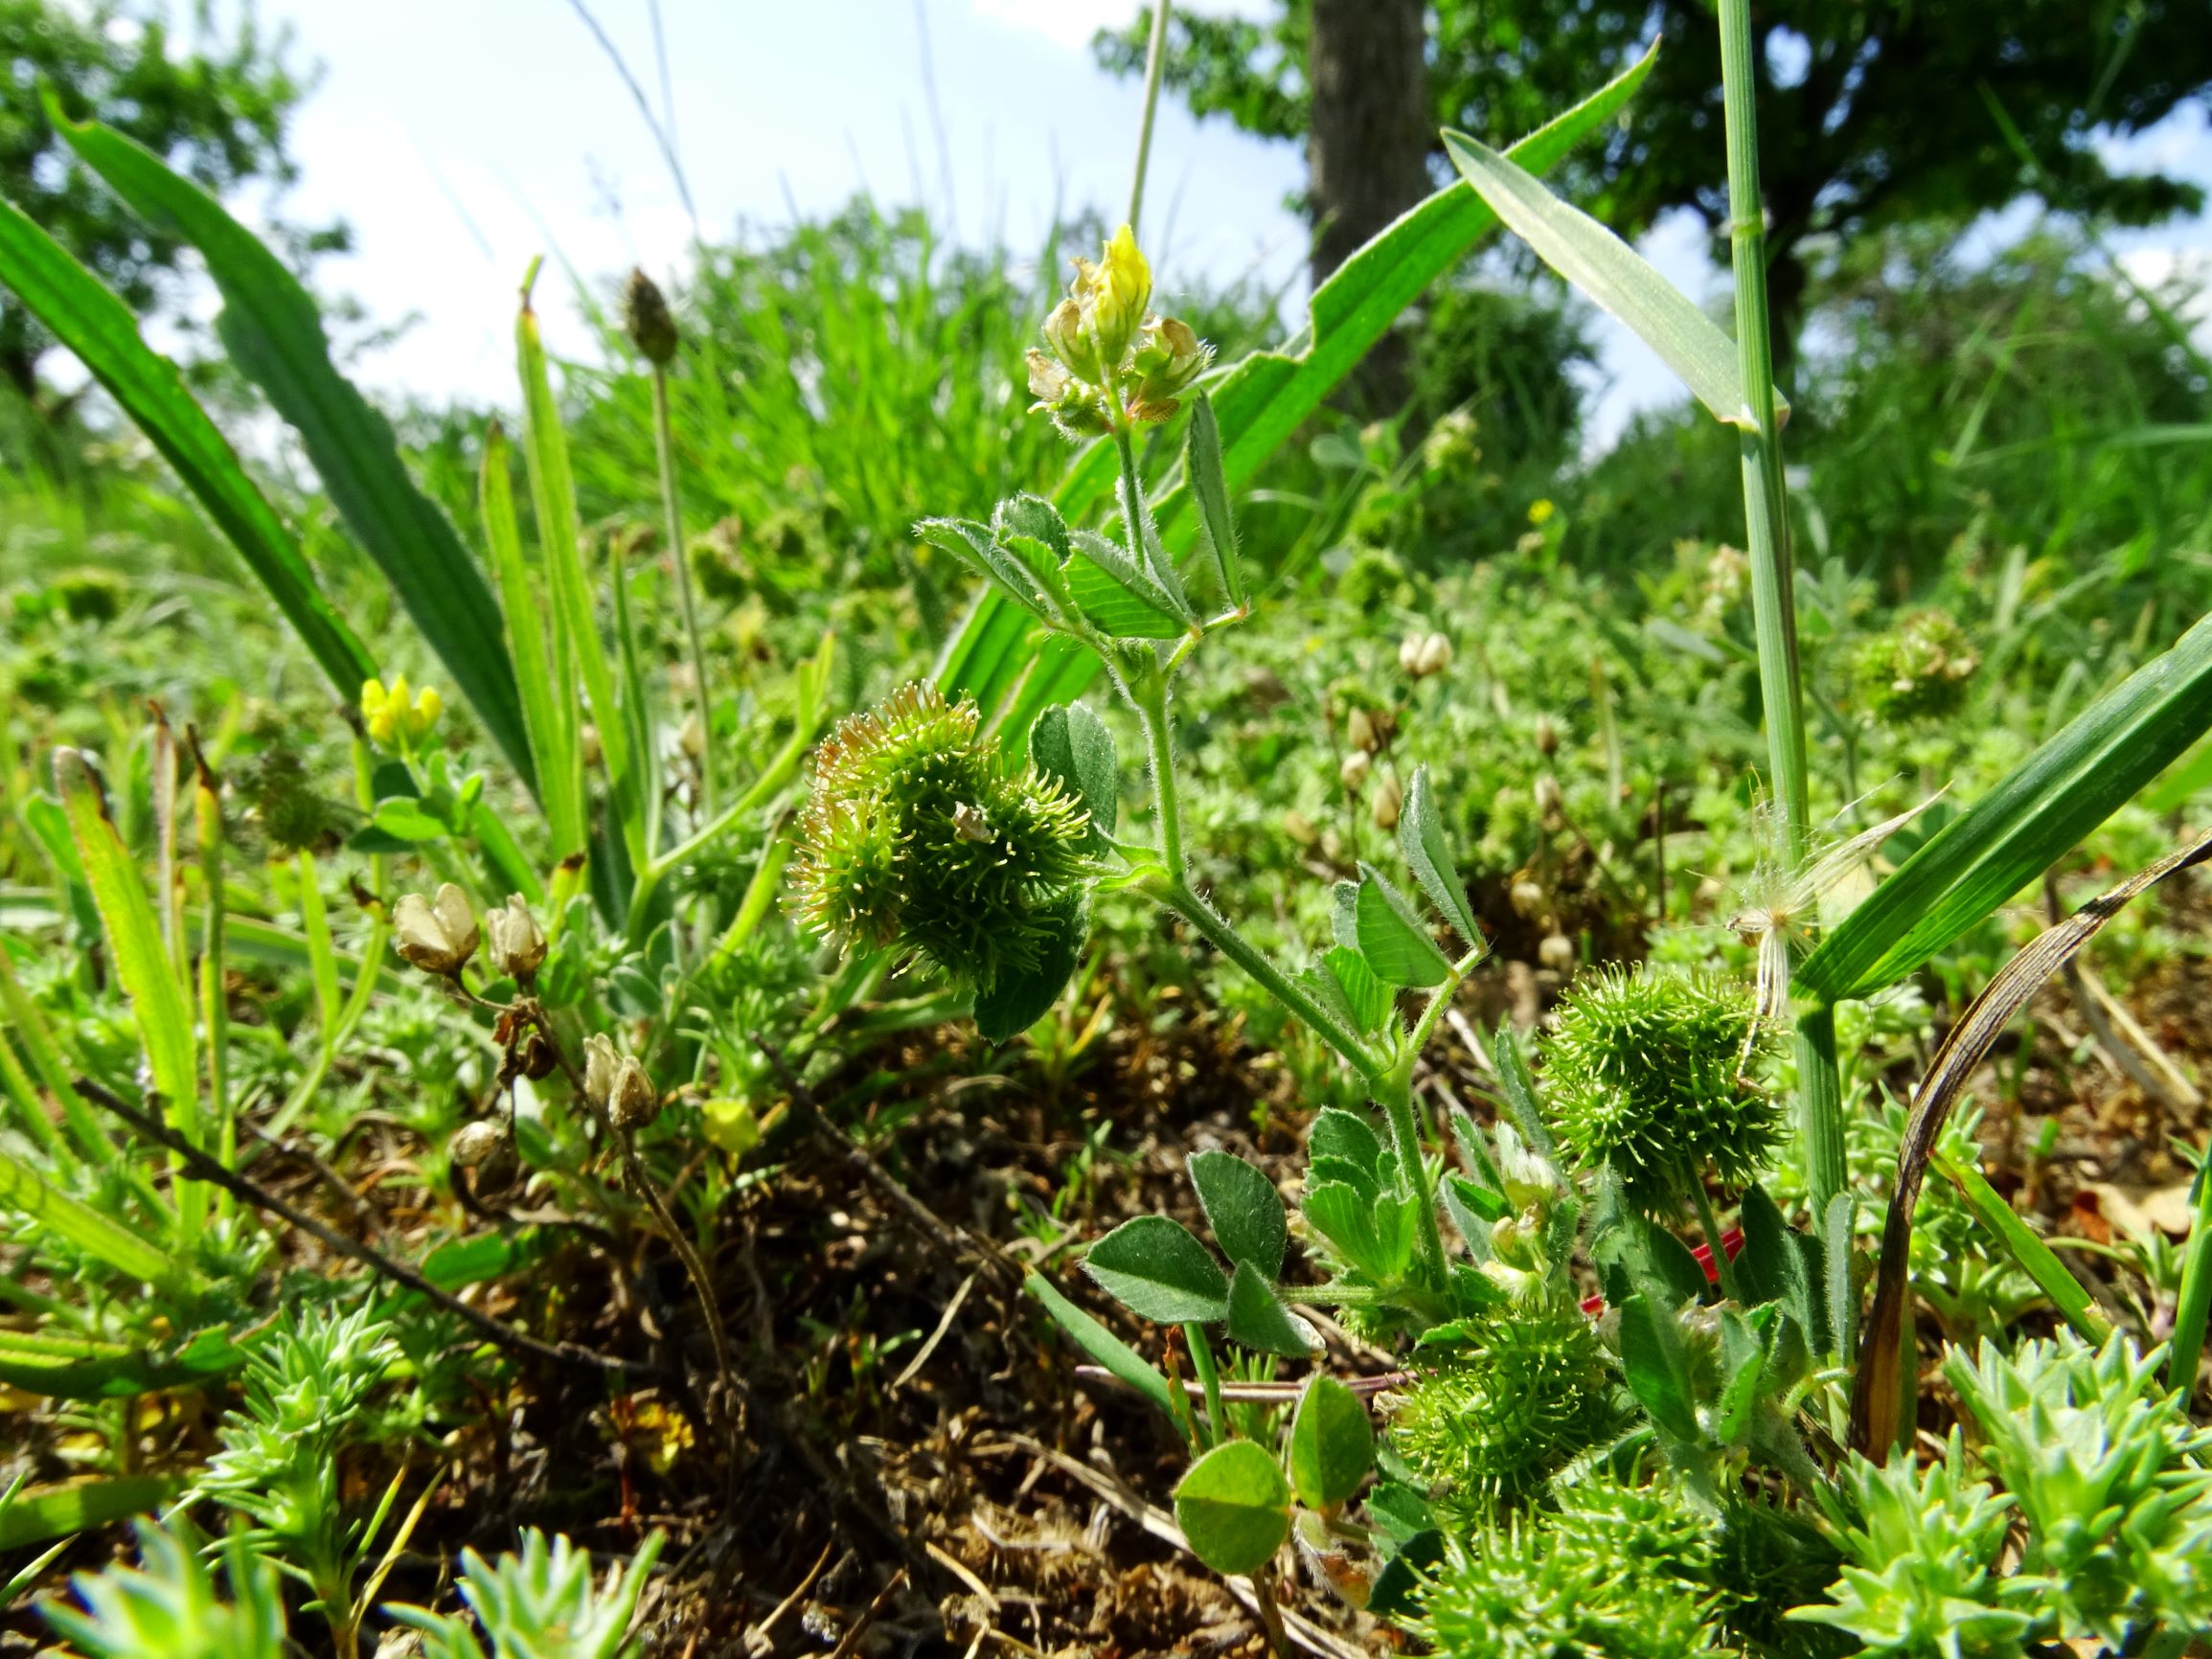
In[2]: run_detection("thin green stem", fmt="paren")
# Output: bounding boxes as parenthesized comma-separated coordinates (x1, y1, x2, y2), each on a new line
(1719, 0, 1843, 1219)
(2164, 1159, 2212, 1398)
(1125, 0, 1173, 235)
(1183, 1321, 1225, 1448)
(1131, 668, 1185, 878)
(1373, 1054, 1448, 1290)
(1151, 880, 1378, 1081)
(1689, 1172, 1744, 1306)
(1407, 946, 1485, 1058)
(653, 366, 716, 814)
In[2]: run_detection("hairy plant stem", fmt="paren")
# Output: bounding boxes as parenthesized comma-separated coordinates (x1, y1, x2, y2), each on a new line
(1372, 1052, 1448, 1290)
(1125, 0, 1173, 235)
(1718, 0, 1844, 1220)
(1688, 1171, 1745, 1306)
(653, 364, 717, 814)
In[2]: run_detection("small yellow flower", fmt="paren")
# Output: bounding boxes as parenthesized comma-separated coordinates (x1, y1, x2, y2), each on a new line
(1091, 223, 1152, 367)
(1527, 498, 1556, 527)
(358, 674, 443, 746)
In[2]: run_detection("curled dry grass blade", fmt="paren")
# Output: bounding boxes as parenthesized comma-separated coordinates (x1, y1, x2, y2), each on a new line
(1851, 826, 2212, 1455)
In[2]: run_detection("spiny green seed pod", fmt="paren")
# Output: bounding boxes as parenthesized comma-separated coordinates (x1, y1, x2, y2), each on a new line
(1389, 1298, 1617, 1523)
(1419, 1489, 1732, 1659)
(622, 267, 680, 367)
(793, 683, 1092, 991)
(1542, 965, 1780, 1215)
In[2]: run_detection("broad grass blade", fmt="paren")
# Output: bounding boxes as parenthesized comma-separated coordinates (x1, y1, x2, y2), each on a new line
(1441, 129, 1782, 430)
(482, 422, 584, 857)
(0, 1147, 190, 1297)
(53, 752, 196, 1148)
(1803, 610, 2212, 1003)
(50, 103, 535, 789)
(0, 196, 375, 697)
(941, 40, 1661, 733)
(1850, 827, 2212, 1454)
(518, 272, 642, 862)
(0, 1474, 175, 1546)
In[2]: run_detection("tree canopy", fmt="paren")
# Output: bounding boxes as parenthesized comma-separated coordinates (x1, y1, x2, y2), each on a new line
(0, 0, 339, 399)
(1098, 1, 2211, 370)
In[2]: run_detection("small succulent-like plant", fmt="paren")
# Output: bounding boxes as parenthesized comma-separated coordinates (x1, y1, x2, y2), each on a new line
(1944, 1330, 2212, 1650)
(183, 1306, 399, 1659)
(1541, 965, 1778, 1215)
(791, 681, 1093, 999)
(389, 1528, 665, 1659)
(1789, 1431, 2036, 1659)
(42, 1520, 290, 1659)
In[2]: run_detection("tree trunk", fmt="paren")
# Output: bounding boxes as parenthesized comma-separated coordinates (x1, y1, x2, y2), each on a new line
(1308, 0, 1430, 410)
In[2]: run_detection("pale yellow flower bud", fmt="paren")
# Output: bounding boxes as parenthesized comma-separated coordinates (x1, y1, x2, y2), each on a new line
(1415, 633, 1453, 678)
(1091, 223, 1151, 369)
(486, 894, 547, 982)
(1346, 707, 1379, 754)
(1129, 315, 1209, 418)
(1339, 748, 1372, 790)
(1042, 296, 1102, 383)
(393, 882, 478, 977)
(1539, 932, 1577, 972)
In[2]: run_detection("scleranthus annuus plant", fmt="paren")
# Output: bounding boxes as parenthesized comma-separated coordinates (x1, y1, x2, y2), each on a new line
(792, 681, 1093, 994)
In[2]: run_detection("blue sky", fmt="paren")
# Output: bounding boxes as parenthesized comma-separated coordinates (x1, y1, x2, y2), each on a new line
(252, 0, 2212, 451)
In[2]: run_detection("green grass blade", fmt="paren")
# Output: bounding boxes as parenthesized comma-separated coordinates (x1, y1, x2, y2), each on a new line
(0, 1148, 191, 1296)
(0, 1475, 174, 1548)
(53, 752, 196, 1147)
(1930, 1148, 2109, 1343)
(2165, 1162, 2212, 1396)
(941, 39, 1660, 729)
(517, 272, 642, 861)
(481, 421, 583, 857)
(48, 102, 534, 790)
(1802, 610, 2212, 1002)
(0, 950, 111, 1167)
(0, 195, 376, 698)
(1440, 128, 1783, 430)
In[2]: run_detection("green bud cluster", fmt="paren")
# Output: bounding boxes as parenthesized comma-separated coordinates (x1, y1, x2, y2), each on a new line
(1541, 965, 1780, 1215)
(1027, 224, 1211, 438)
(1851, 606, 1979, 723)
(1389, 1296, 1617, 1521)
(792, 682, 1093, 993)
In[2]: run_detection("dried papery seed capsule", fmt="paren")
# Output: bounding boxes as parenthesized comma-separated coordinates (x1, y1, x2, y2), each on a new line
(518, 1030, 559, 1081)
(393, 883, 478, 977)
(622, 267, 679, 366)
(1510, 878, 1546, 918)
(486, 894, 547, 982)
(1411, 632, 1453, 679)
(1539, 932, 1576, 972)
(1534, 774, 1562, 821)
(1372, 773, 1402, 830)
(1346, 707, 1379, 754)
(1339, 749, 1372, 790)
(1535, 716, 1561, 757)
(582, 1034, 622, 1115)
(1398, 633, 1428, 677)
(608, 1057, 658, 1130)
(449, 1121, 501, 1170)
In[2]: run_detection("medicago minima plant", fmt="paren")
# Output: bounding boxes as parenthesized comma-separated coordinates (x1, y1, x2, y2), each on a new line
(788, 6, 2212, 1652)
